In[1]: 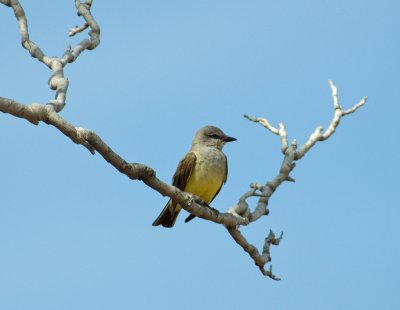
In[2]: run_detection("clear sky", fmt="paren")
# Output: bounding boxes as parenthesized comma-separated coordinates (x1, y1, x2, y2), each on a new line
(1, 1, 399, 309)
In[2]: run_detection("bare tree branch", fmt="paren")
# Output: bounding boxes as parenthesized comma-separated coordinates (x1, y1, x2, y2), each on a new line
(237, 81, 367, 277)
(295, 80, 367, 159)
(63, 0, 100, 63)
(69, 23, 89, 37)
(0, 1, 367, 278)
(2, 0, 100, 112)
(0, 95, 250, 228)
(244, 116, 289, 154)
(69, 0, 93, 37)
(227, 228, 283, 280)
(0, 0, 11, 7)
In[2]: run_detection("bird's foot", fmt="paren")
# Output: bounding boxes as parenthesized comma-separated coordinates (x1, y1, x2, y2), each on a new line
(193, 196, 219, 216)
(205, 204, 220, 216)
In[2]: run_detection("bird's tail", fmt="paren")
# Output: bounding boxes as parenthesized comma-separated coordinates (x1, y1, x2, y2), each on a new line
(152, 201, 180, 228)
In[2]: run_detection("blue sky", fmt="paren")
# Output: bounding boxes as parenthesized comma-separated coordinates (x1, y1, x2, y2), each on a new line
(0, 1, 399, 309)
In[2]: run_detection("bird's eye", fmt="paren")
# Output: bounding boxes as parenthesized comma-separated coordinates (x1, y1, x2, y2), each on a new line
(210, 134, 219, 138)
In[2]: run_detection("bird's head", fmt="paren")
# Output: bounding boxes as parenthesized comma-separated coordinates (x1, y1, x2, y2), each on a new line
(192, 125, 237, 150)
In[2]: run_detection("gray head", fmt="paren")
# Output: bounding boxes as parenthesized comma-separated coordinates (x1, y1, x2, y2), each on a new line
(192, 125, 236, 150)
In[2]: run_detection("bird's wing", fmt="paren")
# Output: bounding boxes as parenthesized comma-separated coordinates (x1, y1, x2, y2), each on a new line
(153, 152, 197, 227)
(172, 151, 197, 190)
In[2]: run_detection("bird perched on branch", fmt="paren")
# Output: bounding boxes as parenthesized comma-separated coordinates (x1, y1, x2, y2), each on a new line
(152, 125, 236, 228)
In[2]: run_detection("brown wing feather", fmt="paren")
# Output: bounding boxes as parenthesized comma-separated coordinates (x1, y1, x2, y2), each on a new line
(152, 152, 197, 227)
(172, 152, 197, 190)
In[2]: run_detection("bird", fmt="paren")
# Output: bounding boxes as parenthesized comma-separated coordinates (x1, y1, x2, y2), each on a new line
(152, 125, 236, 228)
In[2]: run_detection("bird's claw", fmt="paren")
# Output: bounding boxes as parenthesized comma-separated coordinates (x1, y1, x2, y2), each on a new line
(206, 205, 220, 216)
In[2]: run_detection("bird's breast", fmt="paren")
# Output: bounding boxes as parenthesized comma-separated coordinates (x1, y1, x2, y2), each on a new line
(184, 148, 227, 204)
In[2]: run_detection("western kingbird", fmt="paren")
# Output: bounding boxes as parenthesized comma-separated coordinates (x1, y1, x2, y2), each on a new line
(152, 125, 236, 228)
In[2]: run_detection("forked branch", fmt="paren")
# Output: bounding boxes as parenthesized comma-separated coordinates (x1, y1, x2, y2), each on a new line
(234, 80, 366, 278)
(0, 1, 367, 279)
(1, 0, 100, 112)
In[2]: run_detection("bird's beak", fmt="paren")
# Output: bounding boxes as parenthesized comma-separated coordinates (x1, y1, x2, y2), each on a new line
(224, 135, 237, 142)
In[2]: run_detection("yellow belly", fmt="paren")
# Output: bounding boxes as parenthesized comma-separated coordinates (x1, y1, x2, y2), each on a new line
(184, 160, 225, 204)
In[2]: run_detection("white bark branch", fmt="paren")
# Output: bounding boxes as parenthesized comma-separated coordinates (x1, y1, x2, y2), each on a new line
(227, 228, 283, 280)
(244, 115, 289, 153)
(0, 96, 250, 228)
(295, 80, 367, 159)
(69, 23, 89, 37)
(63, 0, 100, 63)
(2, 0, 100, 112)
(0, 1, 367, 279)
(0, 0, 11, 7)
(239, 80, 367, 277)
(68, 0, 93, 37)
